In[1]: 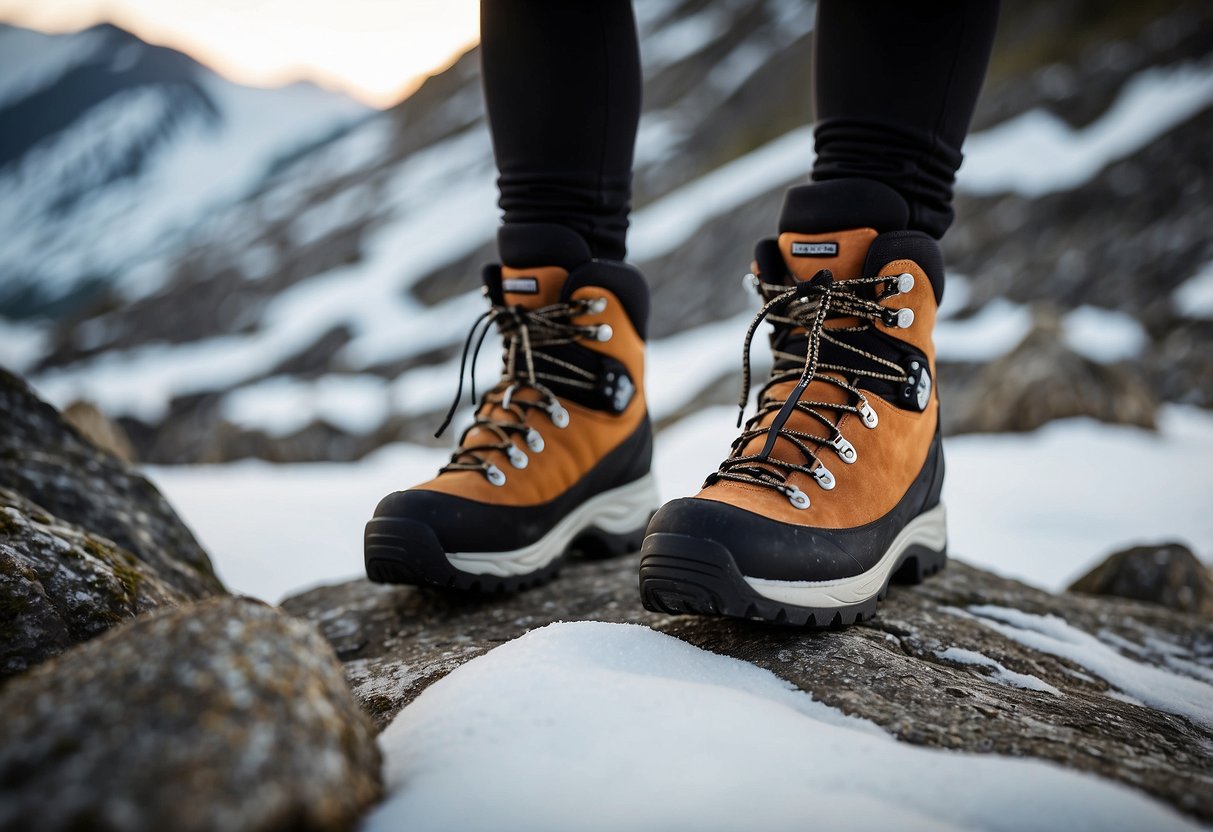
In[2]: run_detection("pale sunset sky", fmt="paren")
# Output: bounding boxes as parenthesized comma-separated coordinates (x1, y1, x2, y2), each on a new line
(0, 0, 482, 107)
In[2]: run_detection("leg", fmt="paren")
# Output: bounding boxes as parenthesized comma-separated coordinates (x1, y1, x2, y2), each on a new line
(641, 2, 998, 626)
(480, 0, 642, 261)
(811, 0, 1001, 238)
(366, 1, 656, 592)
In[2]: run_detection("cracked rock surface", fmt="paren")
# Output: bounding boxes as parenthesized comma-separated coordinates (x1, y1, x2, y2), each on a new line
(284, 556, 1213, 823)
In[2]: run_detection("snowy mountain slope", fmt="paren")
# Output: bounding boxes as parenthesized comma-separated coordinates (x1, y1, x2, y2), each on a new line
(14, 0, 1213, 464)
(0, 23, 369, 318)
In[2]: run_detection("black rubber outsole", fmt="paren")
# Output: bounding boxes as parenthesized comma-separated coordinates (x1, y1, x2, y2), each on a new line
(365, 516, 649, 594)
(638, 532, 946, 627)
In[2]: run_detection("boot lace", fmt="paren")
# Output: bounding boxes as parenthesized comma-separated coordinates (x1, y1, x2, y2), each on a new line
(435, 294, 609, 485)
(708, 268, 915, 508)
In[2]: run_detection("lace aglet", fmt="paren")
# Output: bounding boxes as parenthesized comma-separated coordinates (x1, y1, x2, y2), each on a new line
(736, 407, 744, 429)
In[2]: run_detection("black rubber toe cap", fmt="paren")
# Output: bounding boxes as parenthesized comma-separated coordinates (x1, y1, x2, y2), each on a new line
(646, 497, 867, 581)
(373, 489, 552, 553)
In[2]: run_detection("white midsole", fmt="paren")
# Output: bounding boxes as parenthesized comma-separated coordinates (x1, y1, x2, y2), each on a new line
(743, 503, 947, 608)
(446, 473, 660, 577)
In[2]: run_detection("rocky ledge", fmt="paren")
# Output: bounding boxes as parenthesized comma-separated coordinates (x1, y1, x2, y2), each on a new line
(3, 363, 1210, 828)
(285, 551, 1213, 824)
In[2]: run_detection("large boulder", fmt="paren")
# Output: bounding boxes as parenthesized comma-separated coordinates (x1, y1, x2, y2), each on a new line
(946, 308, 1157, 435)
(285, 554, 1213, 824)
(0, 487, 188, 678)
(0, 597, 382, 832)
(1069, 541, 1213, 616)
(0, 367, 223, 599)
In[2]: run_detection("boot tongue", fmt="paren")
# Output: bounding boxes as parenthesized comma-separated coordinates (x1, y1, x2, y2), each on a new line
(732, 181, 911, 467)
(777, 228, 878, 283)
(775, 178, 909, 284)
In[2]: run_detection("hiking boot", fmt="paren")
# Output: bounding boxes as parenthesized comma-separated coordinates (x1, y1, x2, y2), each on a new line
(639, 180, 947, 626)
(366, 223, 658, 592)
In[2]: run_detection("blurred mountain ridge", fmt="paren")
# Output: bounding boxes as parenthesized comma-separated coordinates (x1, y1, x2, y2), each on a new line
(0, 21, 370, 319)
(5, 0, 1213, 464)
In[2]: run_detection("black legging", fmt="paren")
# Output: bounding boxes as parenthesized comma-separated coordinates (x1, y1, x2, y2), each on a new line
(480, 0, 1000, 259)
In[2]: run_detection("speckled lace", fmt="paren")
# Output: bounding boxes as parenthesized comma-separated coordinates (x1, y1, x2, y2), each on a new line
(706, 268, 915, 504)
(435, 295, 608, 483)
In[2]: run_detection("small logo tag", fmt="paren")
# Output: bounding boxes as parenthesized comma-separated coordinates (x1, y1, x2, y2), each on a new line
(502, 276, 539, 294)
(791, 241, 838, 257)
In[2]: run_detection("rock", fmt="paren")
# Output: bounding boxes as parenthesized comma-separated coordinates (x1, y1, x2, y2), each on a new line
(1068, 541, 1213, 616)
(61, 399, 137, 464)
(946, 307, 1157, 435)
(0, 597, 382, 832)
(285, 555, 1213, 824)
(0, 487, 188, 679)
(0, 367, 224, 599)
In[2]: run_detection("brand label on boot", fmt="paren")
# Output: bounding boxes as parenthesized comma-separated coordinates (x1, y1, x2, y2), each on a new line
(502, 276, 539, 294)
(791, 241, 838, 257)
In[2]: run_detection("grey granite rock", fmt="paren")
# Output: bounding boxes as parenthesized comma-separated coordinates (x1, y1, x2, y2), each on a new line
(0, 367, 223, 599)
(0, 596, 382, 832)
(946, 307, 1157, 435)
(1069, 541, 1213, 616)
(0, 487, 187, 679)
(284, 555, 1213, 824)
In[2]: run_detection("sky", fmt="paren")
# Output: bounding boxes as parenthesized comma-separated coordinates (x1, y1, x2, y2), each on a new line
(0, 0, 482, 107)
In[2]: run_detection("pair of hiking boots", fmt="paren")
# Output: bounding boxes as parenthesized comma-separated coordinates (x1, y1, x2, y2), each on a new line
(364, 180, 947, 627)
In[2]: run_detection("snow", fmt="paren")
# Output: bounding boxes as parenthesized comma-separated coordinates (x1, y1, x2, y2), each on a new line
(1061, 305, 1148, 363)
(1173, 260, 1213, 319)
(934, 646, 1062, 695)
(934, 299, 1034, 362)
(148, 443, 450, 601)
(628, 126, 813, 262)
(0, 318, 50, 374)
(362, 621, 1200, 832)
(220, 374, 393, 436)
(959, 62, 1213, 198)
(943, 405, 1213, 591)
(0, 25, 107, 107)
(961, 606, 1213, 729)
(149, 404, 1213, 605)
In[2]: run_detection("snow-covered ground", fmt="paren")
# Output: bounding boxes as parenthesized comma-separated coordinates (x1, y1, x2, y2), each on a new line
(360, 622, 1203, 832)
(150, 404, 1213, 604)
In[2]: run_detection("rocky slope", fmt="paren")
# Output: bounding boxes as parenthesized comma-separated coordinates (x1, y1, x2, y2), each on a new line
(0, 373, 381, 830)
(284, 553, 1213, 824)
(1, 367, 1210, 828)
(10, 0, 1211, 464)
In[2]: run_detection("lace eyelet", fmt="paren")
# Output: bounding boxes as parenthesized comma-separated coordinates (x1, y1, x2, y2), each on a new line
(895, 272, 914, 294)
(506, 446, 528, 469)
(786, 487, 810, 510)
(586, 297, 608, 314)
(892, 308, 915, 328)
(830, 433, 857, 463)
(859, 400, 879, 429)
(485, 464, 506, 486)
(547, 401, 570, 428)
(526, 429, 545, 452)
(812, 464, 836, 490)
(594, 324, 613, 342)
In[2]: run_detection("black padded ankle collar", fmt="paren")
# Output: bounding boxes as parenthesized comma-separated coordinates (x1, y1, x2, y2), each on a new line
(498, 223, 593, 270)
(778, 179, 909, 235)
